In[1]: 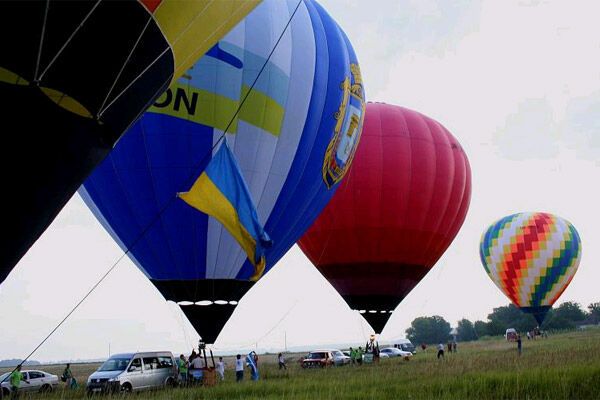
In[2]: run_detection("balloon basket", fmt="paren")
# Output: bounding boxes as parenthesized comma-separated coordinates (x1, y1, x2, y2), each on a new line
(202, 369, 217, 387)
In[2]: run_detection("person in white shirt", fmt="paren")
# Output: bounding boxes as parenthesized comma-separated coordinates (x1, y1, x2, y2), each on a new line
(278, 353, 287, 370)
(437, 343, 445, 359)
(235, 354, 244, 382)
(191, 355, 205, 369)
(216, 357, 225, 380)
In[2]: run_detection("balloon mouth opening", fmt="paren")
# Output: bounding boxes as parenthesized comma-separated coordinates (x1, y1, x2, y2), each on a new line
(177, 300, 240, 306)
(359, 309, 393, 314)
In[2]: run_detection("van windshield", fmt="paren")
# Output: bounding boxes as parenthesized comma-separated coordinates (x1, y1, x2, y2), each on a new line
(400, 343, 415, 352)
(98, 358, 131, 372)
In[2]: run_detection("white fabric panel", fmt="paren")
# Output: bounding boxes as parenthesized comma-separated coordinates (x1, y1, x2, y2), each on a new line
(255, 1, 315, 217)
(486, 213, 530, 296)
(541, 220, 581, 305)
(245, 0, 292, 75)
(204, 0, 315, 279)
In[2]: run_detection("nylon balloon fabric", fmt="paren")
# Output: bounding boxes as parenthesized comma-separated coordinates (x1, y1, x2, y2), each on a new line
(480, 212, 582, 324)
(298, 102, 471, 333)
(0, 0, 259, 285)
(80, 0, 366, 343)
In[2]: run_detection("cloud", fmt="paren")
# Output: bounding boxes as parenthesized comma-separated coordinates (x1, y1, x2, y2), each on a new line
(493, 98, 559, 160)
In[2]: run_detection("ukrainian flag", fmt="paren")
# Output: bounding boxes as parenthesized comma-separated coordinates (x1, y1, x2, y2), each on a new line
(178, 141, 272, 281)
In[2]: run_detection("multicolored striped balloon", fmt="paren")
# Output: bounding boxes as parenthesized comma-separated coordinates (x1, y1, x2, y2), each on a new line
(479, 212, 582, 324)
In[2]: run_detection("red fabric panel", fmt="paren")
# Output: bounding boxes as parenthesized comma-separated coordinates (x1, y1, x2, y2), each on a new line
(139, 0, 162, 13)
(298, 102, 471, 305)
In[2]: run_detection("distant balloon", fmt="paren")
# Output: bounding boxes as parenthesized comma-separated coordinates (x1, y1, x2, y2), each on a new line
(81, 0, 365, 343)
(480, 212, 582, 324)
(0, 0, 259, 285)
(298, 102, 472, 333)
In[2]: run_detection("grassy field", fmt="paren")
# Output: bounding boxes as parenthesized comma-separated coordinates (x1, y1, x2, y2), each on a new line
(3, 329, 600, 399)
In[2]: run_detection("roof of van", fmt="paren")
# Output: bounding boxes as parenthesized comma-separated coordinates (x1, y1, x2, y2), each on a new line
(109, 351, 173, 359)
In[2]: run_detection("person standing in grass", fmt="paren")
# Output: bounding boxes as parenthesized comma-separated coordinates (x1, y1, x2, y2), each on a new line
(437, 343, 445, 359)
(357, 347, 364, 365)
(62, 364, 73, 390)
(349, 347, 356, 365)
(178, 354, 188, 385)
(278, 353, 287, 370)
(9, 365, 28, 398)
(517, 334, 522, 356)
(235, 354, 244, 382)
(216, 357, 225, 381)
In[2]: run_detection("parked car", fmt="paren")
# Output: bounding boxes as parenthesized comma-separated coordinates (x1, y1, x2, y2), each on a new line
(1, 369, 59, 395)
(86, 351, 177, 394)
(505, 328, 518, 342)
(392, 339, 416, 354)
(301, 349, 350, 368)
(380, 347, 413, 360)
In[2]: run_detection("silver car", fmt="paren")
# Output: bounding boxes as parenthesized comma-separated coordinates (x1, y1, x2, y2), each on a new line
(380, 347, 413, 360)
(86, 351, 177, 394)
(1, 369, 59, 395)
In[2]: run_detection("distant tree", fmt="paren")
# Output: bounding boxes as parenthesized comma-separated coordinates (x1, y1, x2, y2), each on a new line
(456, 319, 478, 341)
(588, 302, 600, 324)
(474, 320, 488, 337)
(553, 302, 586, 323)
(406, 316, 451, 345)
(486, 304, 537, 335)
(542, 314, 574, 331)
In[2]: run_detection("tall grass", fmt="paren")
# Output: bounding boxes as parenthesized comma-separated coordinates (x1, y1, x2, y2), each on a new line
(5, 329, 600, 399)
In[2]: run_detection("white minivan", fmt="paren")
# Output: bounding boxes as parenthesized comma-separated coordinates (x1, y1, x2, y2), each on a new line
(86, 351, 177, 394)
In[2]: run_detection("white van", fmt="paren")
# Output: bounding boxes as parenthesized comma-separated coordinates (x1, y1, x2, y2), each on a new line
(86, 351, 177, 394)
(392, 339, 416, 354)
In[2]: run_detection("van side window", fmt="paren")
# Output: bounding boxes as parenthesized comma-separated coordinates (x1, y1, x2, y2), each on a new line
(158, 356, 173, 369)
(130, 358, 142, 370)
(143, 357, 159, 370)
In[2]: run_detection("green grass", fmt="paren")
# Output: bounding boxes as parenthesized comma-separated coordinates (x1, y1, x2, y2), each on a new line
(4, 329, 600, 399)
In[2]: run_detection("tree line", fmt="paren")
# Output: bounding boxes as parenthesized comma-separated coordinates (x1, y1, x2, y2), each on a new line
(405, 301, 600, 345)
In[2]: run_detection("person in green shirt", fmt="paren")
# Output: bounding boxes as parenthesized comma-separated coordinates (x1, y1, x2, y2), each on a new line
(356, 347, 364, 365)
(178, 355, 188, 385)
(9, 365, 29, 397)
(62, 363, 74, 389)
(349, 347, 357, 365)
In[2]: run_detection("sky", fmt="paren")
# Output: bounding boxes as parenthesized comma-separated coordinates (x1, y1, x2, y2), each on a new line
(1, 0, 600, 362)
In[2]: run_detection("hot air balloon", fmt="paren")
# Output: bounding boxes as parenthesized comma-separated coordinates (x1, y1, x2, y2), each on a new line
(0, 0, 260, 285)
(80, 0, 366, 343)
(298, 102, 471, 333)
(479, 212, 582, 324)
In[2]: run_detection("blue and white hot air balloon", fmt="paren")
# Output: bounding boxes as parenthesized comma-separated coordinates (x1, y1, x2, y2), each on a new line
(80, 0, 365, 343)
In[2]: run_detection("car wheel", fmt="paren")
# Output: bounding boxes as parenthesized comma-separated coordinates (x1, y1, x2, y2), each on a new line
(166, 377, 177, 388)
(121, 383, 132, 393)
(2, 387, 10, 397)
(39, 384, 53, 393)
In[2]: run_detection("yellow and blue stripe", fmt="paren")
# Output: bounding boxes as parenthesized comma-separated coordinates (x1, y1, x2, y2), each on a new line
(178, 141, 272, 281)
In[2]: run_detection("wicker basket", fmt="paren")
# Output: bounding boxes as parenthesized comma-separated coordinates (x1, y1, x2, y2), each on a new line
(202, 369, 217, 387)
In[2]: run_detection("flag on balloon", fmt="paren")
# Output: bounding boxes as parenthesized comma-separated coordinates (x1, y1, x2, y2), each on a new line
(178, 141, 272, 281)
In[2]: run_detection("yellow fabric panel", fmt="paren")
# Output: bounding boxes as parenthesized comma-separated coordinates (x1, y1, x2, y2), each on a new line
(178, 173, 259, 276)
(40, 87, 92, 118)
(154, 0, 262, 81)
(149, 83, 283, 136)
(150, 84, 238, 132)
(0, 67, 29, 85)
(238, 85, 284, 137)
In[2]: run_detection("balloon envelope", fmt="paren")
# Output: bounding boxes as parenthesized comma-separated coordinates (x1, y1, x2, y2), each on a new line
(81, 0, 365, 343)
(298, 102, 471, 333)
(480, 212, 582, 324)
(0, 0, 259, 284)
